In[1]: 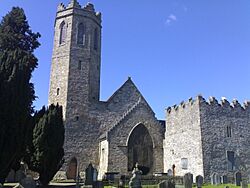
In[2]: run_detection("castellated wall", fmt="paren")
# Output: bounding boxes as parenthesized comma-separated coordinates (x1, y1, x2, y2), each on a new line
(199, 97, 250, 182)
(164, 96, 250, 182)
(164, 96, 204, 178)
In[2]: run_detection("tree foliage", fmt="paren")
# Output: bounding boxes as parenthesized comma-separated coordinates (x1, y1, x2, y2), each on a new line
(25, 104, 65, 185)
(0, 7, 40, 184)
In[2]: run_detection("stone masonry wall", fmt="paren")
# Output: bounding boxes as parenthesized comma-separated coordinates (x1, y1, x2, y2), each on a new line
(164, 96, 204, 178)
(107, 101, 164, 175)
(199, 97, 250, 182)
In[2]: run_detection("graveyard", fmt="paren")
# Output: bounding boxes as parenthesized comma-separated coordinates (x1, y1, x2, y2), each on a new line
(0, 0, 250, 187)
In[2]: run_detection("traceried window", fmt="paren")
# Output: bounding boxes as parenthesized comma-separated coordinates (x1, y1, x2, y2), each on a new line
(226, 125, 232, 137)
(94, 28, 98, 50)
(227, 151, 235, 171)
(59, 21, 66, 45)
(181, 158, 188, 169)
(77, 23, 86, 45)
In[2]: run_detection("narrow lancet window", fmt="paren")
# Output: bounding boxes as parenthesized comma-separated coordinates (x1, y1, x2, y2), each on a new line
(77, 23, 85, 45)
(57, 88, 60, 95)
(94, 28, 98, 50)
(226, 126, 232, 137)
(59, 21, 66, 44)
(78, 61, 82, 70)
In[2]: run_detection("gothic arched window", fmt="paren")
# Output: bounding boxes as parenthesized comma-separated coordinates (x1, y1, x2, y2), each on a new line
(94, 28, 98, 50)
(59, 21, 66, 45)
(77, 23, 86, 45)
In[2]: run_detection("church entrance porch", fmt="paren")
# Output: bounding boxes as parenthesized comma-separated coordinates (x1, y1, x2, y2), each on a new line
(127, 124, 153, 175)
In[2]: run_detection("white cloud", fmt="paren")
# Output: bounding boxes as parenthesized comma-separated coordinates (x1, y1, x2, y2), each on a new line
(169, 14, 177, 21)
(165, 14, 177, 26)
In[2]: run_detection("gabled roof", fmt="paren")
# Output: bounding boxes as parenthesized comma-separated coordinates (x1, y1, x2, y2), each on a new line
(99, 77, 155, 134)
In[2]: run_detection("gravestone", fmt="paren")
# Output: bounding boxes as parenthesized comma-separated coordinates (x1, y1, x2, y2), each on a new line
(95, 181, 104, 188)
(85, 163, 94, 185)
(118, 175, 126, 188)
(184, 173, 193, 188)
(235, 172, 242, 186)
(196, 175, 203, 188)
(222, 175, 228, 184)
(158, 179, 175, 188)
(168, 169, 173, 176)
(211, 173, 220, 185)
(129, 163, 142, 188)
(241, 180, 248, 188)
(20, 176, 36, 188)
(93, 168, 98, 182)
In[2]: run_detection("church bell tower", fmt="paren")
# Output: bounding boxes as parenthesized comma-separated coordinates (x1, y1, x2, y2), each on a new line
(48, 0, 102, 122)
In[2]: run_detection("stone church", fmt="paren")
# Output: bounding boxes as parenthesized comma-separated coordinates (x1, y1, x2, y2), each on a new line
(48, 0, 164, 179)
(48, 0, 250, 182)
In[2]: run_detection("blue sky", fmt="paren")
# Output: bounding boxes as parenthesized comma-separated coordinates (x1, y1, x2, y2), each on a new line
(1, 0, 250, 119)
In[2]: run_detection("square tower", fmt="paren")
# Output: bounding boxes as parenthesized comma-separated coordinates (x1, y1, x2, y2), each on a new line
(48, 0, 102, 122)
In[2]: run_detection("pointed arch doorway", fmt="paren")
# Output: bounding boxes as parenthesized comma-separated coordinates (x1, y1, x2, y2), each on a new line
(127, 124, 153, 175)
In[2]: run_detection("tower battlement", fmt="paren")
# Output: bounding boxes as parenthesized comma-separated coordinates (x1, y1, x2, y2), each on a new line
(166, 95, 250, 115)
(57, 1, 101, 20)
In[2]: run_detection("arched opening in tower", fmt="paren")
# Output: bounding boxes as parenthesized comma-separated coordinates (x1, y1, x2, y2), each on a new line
(127, 124, 153, 175)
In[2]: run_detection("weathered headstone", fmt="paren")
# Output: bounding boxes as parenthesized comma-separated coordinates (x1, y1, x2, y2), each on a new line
(241, 180, 248, 188)
(93, 168, 98, 182)
(20, 176, 36, 188)
(95, 181, 104, 188)
(168, 169, 173, 176)
(235, 172, 242, 186)
(184, 173, 193, 188)
(129, 163, 142, 188)
(118, 175, 126, 188)
(211, 173, 220, 185)
(158, 179, 175, 188)
(196, 175, 203, 188)
(222, 175, 228, 184)
(85, 163, 94, 185)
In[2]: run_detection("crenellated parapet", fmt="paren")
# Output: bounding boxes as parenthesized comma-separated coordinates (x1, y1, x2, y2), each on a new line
(166, 95, 250, 115)
(57, 0, 101, 21)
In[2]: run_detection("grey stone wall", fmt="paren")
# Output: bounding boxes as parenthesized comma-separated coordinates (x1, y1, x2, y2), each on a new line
(106, 101, 164, 175)
(164, 95, 250, 182)
(164, 96, 204, 178)
(199, 97, 250, 182)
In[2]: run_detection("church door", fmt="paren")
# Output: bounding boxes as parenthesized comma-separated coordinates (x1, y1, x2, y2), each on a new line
(127, 124, 153, 174)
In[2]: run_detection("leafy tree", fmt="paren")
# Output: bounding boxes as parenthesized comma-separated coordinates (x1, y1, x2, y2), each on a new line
(0, 7, 40, 184)
(25, 104, 65, 186)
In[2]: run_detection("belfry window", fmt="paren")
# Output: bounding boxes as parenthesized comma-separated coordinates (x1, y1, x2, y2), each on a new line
(94, 28, 98, 50)
(226, 126, 232, 137)
(56, 88, 60, 95)
(59, 21, 66, 45)
(77, 23, 86, 45)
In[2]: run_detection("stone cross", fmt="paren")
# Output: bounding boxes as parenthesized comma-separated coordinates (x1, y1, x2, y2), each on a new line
(129, 163, 142, 188)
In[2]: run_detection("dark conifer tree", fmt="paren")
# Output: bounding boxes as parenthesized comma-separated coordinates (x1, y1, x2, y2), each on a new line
(0, 7, 40, 184)
(26, 104, 65, 186)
